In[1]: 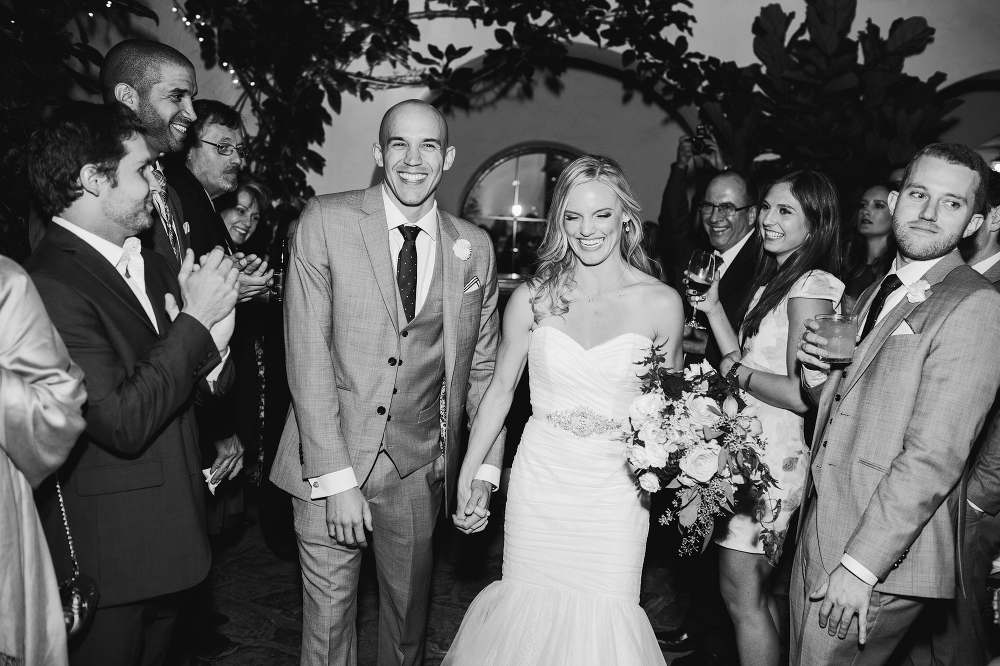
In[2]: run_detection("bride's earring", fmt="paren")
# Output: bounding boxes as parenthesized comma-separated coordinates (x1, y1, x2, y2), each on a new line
(623, 218, 632, 233)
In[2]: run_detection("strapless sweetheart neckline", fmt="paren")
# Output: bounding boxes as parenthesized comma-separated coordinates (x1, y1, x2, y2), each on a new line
(533, 325, 655, 353)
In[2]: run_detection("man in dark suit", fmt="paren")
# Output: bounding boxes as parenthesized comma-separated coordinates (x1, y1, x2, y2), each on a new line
(25, 102, 240, 665)
(655, 138, 760, 666)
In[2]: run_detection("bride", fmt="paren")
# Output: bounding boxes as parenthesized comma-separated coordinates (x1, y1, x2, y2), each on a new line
(443, 155, 683, 665)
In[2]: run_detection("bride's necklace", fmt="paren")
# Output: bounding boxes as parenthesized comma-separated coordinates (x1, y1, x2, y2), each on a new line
(576, 267, 628, 303)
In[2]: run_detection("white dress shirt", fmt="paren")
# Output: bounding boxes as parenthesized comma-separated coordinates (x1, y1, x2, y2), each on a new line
(51, 216, 228, 387)
(307, 189, 501, 499)
(716, 230, 753, 280)
(842, 254, 945, 586)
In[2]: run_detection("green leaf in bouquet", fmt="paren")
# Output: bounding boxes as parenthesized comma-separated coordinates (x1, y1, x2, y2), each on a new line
(678, 493, 702, 528)
(666, 477, 683, 490)
(723, 480, 735, 510)
(704, 425, 724, 441)
(678, 486, 698, 507)
(717, 447, 731, 475)
(701, 524, 715, 553)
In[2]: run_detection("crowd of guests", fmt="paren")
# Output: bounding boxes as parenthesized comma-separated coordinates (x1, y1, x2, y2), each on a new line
(3, 34, 1000, 666)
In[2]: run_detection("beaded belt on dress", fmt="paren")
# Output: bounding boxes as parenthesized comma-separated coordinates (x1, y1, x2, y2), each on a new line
(544, 406, 623, 438)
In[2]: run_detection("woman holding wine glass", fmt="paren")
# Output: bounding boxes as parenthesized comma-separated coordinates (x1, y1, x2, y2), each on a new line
(687, 170, 844, 666)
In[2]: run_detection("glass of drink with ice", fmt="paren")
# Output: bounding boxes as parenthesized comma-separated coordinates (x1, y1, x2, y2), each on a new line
(814, 314, 859, 366)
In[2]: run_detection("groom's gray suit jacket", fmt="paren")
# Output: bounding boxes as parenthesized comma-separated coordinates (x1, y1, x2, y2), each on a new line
(270, 185, 504, 507)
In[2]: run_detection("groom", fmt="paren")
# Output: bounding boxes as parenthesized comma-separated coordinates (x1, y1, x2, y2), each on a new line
(792, 143, 1000, 664)
(270, 99, 505, 666)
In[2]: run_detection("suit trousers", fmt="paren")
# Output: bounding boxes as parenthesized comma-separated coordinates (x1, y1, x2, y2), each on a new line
(293, 450, 446, 666)
(68, 594, 178, 666)
(790, 504, 926, 666)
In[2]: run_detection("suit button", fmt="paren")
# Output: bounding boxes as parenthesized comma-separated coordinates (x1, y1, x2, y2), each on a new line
(835, 394, 841, 401)
(401, 331, 408, 337)
(388, 357, 397, 366)
(387, 415, 392, 422)
(377, 406, 386, 415)
(397, 359, 402, 366)
(822, 440, 827, 448)
(393, 388, 398, 394)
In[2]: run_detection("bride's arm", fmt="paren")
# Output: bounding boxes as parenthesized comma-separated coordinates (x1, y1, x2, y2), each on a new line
(651, 283, 685, 371)
(455, 283, 534, 503)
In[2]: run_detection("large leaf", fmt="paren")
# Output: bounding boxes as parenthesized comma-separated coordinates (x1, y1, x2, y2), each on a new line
(885, 17, 935, 57)
(753, 5, 794, 82)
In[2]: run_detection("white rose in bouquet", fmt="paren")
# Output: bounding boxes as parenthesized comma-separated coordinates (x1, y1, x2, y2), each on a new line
(639, 421, 667, 446)
(626, 444, 651, 470)
(629, 391, 667, 426)
(645, 441, 669, 468)
(638, 472, 661, 492)
(685, 395, 722, 427)
(679, 442, 722, 484)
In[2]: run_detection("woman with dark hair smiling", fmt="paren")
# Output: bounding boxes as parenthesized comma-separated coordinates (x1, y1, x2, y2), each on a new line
(689, 170, 844, 666)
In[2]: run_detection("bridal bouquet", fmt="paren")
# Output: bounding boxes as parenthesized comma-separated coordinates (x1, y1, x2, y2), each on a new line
(623, 346, 778, 556)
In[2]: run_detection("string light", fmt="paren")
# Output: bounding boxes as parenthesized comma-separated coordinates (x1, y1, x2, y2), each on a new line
(88, 12, 94, 16)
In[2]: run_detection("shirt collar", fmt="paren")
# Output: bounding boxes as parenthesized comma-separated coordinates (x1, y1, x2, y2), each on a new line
(973, 251, 1000, 275)
(890, 254, 947, 287)
(719, 230, 753, 265)
(381, 185, 438, 241)
(52, 216, 125, 267)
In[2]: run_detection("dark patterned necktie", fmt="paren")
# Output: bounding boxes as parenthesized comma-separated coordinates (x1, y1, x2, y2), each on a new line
(151, 168, 181, 261)
(859, 274, 903, 340)
(397, 225, 420, 322)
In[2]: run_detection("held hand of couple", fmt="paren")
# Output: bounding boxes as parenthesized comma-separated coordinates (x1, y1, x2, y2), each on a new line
(810, 564, 876, 645)
(452, 479, 492, 535)
(326, 487, 373, 548)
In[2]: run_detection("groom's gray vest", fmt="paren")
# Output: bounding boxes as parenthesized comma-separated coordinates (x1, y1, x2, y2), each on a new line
(383, 237, 445, 478)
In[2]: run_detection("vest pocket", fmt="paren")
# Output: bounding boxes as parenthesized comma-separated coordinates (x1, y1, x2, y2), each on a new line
(417, 404, 439, 423)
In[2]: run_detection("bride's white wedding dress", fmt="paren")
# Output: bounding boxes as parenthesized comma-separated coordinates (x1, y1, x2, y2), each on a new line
(443, 326, 666, 666)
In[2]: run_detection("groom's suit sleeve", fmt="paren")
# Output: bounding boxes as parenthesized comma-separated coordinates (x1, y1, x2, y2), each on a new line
(844, 287, 1000, 581)
(285, 197, 352, 480)
(465, 232, 505, 471)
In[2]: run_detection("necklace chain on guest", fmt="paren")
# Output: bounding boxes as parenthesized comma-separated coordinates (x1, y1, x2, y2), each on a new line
(576, 267, 628, 303)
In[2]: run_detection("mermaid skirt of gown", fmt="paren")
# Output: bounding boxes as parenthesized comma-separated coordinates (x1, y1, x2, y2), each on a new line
(443, 328, 666, 665)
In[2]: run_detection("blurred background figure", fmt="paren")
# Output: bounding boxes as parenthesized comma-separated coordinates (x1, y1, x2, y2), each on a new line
(0, 255, 87, 666)
(840, 182, 896, 311)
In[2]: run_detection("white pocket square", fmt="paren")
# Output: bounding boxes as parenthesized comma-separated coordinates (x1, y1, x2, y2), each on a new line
(890, 321, 914, 336)
(464, 277, 481, 293)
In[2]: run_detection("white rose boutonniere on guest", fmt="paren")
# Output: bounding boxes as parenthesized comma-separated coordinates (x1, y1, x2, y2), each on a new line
(453, 238, 472, 261)
(905, 279, 931, 303)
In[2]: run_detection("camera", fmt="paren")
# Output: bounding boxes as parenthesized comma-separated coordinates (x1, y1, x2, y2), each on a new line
(691, 124, 708, 155)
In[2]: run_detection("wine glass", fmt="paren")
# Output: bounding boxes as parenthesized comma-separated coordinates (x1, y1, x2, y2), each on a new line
(685, 250, 717, 330)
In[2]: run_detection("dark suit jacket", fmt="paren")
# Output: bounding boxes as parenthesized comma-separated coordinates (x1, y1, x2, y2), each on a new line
(705, 234, 760, 368)
(26, 223, 233, 607)
(164, 159, 235, 258)
(137, 181, 190, 276)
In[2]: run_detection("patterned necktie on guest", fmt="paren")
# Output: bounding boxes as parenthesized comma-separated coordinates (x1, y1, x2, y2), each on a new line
(150, 167, 181, 262)
(396, 225, 420, 322)
(859, 274, 903, 341)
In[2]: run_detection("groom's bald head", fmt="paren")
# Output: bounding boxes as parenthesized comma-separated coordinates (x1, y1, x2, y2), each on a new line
(378, 100, 449, 149)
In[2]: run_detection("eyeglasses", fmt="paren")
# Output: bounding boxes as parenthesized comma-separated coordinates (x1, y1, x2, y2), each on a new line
(200, 139, 249, 159)
(696, 201, 753, 219)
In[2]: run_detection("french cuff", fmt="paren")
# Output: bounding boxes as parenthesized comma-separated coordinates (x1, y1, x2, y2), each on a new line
(969, 499, 985, 514)
(841, 553, 879, 586)
(308, 467, 359, 500)
(474, 464, 502, 490)
(206, 347, 231, 393)
(802, 365, 828, 389)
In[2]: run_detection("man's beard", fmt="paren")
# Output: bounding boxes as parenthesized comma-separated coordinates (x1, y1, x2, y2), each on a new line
(108, 196, 155, 236)
(893, 217, 964, 262)
(136, 98, 182, 154)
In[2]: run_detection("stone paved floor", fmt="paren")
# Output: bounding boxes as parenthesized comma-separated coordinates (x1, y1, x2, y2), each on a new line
(171, 492, 692, 665)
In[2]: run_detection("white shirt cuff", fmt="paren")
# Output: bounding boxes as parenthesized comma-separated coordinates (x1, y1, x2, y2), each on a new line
(206, 347, 230, 393)
(802, 366, 829, 389)
(969, 499, 985, 514)
(841, 553, 879, 586)
(308, 467, 359, 499)
(474, 464, 502, 490)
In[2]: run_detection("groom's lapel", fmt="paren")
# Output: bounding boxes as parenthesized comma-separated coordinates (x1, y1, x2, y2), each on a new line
(439, 210, 463, 390)
(358, 185, 399, 334)
(844, 250, 964, 395)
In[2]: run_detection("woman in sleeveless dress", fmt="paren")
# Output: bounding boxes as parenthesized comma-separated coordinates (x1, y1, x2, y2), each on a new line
(443, 155, 684, 665)
(688, 170, 844, 666)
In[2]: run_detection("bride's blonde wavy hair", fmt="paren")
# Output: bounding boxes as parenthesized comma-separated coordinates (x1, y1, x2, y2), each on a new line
(528, 155, 656, 321)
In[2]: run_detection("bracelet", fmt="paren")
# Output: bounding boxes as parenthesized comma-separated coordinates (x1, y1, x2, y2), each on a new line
(726, 361, 742, 393)
(744, 370, 754, 392)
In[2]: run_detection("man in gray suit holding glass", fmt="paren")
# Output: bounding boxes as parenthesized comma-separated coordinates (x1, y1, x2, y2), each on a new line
(270, 99, 504, 666)
(793, 143, 1000, 665)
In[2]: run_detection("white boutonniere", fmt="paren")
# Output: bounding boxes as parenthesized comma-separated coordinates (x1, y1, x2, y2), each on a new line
(905, 279, 931, 303)
(453, 238, 472, 261)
